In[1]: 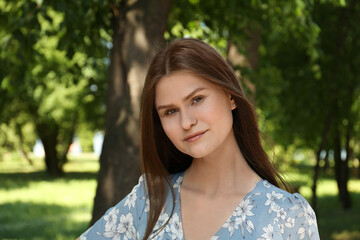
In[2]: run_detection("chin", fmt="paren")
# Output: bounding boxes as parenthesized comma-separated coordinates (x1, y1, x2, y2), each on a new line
(187, 153, 206, 159)
(183, 147, 212, 159)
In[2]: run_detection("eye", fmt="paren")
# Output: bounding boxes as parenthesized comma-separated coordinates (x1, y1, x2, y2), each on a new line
(192, 96, 203, 104)
(165, 108, 177, 116)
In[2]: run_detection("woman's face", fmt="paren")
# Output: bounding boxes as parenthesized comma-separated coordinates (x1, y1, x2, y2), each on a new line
(155, 72, 236, 159)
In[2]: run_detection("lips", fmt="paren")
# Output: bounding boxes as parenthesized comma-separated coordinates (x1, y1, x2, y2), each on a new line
(184, 130, 207, 142)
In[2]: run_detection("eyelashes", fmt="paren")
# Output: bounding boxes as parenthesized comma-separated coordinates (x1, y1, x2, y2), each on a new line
(192, 96, 203, 104)
(165, 108, 177, 116)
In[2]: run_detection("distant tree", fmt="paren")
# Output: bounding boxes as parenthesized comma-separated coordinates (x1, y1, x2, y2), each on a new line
(250, 0, 360, 210)
(311, 0, 360, 209)
(0, 0, 109, 175)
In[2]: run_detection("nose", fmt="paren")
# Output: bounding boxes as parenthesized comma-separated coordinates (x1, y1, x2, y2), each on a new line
(180, 110, 197, 130)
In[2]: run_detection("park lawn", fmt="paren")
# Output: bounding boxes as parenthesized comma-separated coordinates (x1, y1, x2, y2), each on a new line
(0, 153, 98, 240)
(0, 154, 359, 239)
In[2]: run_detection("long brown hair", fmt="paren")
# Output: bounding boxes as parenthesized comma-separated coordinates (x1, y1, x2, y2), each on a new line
(140, 38, 286, 239)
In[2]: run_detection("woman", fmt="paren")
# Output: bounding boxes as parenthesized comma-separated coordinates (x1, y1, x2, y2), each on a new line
(79, 39, 320, 240)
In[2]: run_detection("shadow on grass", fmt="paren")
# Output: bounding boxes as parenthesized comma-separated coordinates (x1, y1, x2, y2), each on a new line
(0, 201, 88, 239)
(0, 171, 98, 190)
(317, 192, 360, 239)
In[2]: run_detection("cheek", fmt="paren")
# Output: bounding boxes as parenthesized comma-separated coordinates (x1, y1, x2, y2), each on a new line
(200, 102, 233, 134)
(160, 119, 179, 142)
(198, 99, 231, 123)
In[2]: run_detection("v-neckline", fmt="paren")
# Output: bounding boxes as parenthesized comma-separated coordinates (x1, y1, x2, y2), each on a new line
(174, 172, 263, 239)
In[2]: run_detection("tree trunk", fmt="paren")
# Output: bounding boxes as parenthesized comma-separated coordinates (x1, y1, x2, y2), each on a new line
(58, 114, 77, 167)
(16, 123, 34, 166)
(334, 126, 351, 209)
(343, 123, 352, 207)
(90, 0, 171, 224)
(330, 1, 355, 211)
(226, 29, 260, 104)
(323, 149, 329, 170)
(36, 122, 63, 176)
(311, 116, 331, 211)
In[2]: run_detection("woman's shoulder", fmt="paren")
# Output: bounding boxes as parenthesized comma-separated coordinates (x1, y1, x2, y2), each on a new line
(255, 180, 318, 230)
(79, 174, 149, 240)
(259, 179, 313, 208)
(252, 180, 320, 239)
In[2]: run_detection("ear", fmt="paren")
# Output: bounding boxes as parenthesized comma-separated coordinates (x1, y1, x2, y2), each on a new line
(229, 95, 237, 110)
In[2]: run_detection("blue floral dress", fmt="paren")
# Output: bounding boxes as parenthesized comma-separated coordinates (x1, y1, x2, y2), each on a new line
(80, 172, 320, 240)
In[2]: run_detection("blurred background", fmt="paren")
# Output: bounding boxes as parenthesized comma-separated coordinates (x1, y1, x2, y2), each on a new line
(0, 0, 359, 239)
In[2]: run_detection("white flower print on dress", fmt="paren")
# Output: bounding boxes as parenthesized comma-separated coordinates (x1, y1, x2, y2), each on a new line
(234, 198, 255, 221)
(263, 180, 271, 188)
(260, 224, 274, 240)
(285, 217, 295, 228)
(210, 236, 220, 240)
(173, 176, 183, 192)
(102, 212, 136, 240)
(104, 208, 119, 232)
(168, 213, 183, 239)
(278, 223, 285, 234)
(140, 195, 150, 212)
(277, 208, 287, 221)
(145, 198, 150, 212)
(124, 187, 137, 209)
(265, 191, 283, 214)
(244, 219, 255, 236)
(102, 213, 136, 240)
(156, 213, 169, 228)
(151, 213, 170, 239)
(223, 217, 239, 237)
(294, 202, 317, 239)
(298, 227, 306, 239)
(117, 213, 137, 240)
(303, 203, 317, 227)
(232, 198, 256, 237)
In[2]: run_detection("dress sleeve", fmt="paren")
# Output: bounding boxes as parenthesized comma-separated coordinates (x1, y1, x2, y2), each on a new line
(282, 193, 320, 240)
(79, 175, 147, 240)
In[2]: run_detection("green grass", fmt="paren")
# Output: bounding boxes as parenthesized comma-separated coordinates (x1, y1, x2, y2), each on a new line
(0, 153, 99, 240)
(0, 154, 359, 239)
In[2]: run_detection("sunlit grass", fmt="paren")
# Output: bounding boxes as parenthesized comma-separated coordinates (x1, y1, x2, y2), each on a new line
(0, 154, 99, 239)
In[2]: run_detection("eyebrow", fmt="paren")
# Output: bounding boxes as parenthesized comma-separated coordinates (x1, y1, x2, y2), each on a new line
(156, 87, 206, 111)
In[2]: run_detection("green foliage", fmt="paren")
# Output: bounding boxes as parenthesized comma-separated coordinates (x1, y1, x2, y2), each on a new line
(0, 0, 111, 171)
(77, 124, 96, 152)
(0, 0, 110, 125)
(166, 1, 229, 54)
(0, 121, 36, 156)
(246, 0, 360, 152)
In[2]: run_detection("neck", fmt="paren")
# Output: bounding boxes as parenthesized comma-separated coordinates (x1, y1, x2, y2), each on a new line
(182, 131, 261, 197)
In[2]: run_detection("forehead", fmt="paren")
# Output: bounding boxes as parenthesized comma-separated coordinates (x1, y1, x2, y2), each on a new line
(155, 72, 214, 105)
